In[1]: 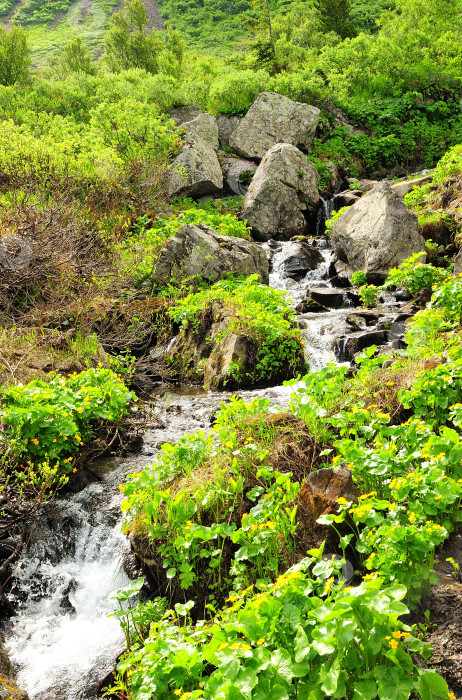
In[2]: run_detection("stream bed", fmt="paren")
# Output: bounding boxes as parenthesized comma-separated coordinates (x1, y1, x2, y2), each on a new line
(3, 237, 405, 699)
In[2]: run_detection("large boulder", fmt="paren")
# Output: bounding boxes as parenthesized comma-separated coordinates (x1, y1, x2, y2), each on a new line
(229, 92, 321, 161)
(217, 114, 242, 147)
(242, 143, 320, 241)
(168, 115, 223, 198)
(279, 242, 323, 280)
(180, 113, 219, 151)
(331, 182, 425, 284)
(153, 223, 269, 285)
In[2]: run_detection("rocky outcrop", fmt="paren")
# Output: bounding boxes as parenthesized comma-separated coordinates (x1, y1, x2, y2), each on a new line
(391, 174, 433, 199)
(279, 242, 323, 280)
(203, 333, 252, 390)
(0, 675, 29, 700)
(153, 223, 269, 286)
(180, 113, 219, 151)
(454, 248, 462, 276)
(217, 115, 242, 147)
(299, 465, 356, 522)
(168, 115, 222, 198)
(242, 143, 320, 241)
(331, 182, 425, 284)
(168, 104, 202, 125)
(229, 92, 321, 161)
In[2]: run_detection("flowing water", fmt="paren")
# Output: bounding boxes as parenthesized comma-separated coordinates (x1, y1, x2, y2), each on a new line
(3, 231, 399, 698)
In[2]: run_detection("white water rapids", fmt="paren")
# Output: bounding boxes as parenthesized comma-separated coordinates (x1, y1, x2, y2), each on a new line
(2, 234, 400, 698)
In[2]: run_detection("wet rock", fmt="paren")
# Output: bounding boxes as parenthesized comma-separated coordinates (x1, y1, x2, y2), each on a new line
(306, 287, 360, 309)
(168, 121, 223, 199)
(299, 465, 356, 522)
(153, 223, 269, 286)
(217, 114, 242, 147)
(454, 248, 462, 276)
(329, 257, 353, 287)
(203, 333, 252, 390)
(229, 92, 320, 160)
(280, 242, 323, 280)
(0, 636, 13, 678)
(242, 143, 320, 241)
(331, 182, 425, 284)
(180, 113, 219, 151)
(0, 675, 29, 700)
(335, 329, 388, 362)
(391, 174, 433, 199)
(332, 190, 362, 208)
(295, 298, 327, 313)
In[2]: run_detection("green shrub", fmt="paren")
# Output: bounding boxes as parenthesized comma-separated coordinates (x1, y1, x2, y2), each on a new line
(383, 252, 448, 294)
(0, 367, 135, 471)
(169, 275, 306, 383)
(207, 69, 270, 114)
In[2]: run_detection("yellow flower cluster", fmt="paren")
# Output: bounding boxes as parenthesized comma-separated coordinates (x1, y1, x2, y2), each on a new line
(218, 641, 251, 652)
(350, 502, 373, 519)
(358, 491, 377, 501)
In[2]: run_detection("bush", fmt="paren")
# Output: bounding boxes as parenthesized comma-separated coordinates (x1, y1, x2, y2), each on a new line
(207, 69, 270, 114)
(0, 367, 135, 471)
(383, 252, 448, 294)
(169, 275, 306, 383)
(0, 26, 30, 86)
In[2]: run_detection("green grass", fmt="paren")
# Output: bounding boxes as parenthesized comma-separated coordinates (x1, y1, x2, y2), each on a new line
(1, 0, 120, 65)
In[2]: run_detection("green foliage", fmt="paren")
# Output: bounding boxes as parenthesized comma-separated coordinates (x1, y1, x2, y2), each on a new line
(325, 205, 350, 231)
(383, 252, 448, 294)
(358, 284, 380, 308)
(351, 270, 368, 286)
(104, 0, 185, 75)
(0, 26, 30, 86)
(169, 275, 305, 383)
(0, 367, 135, 473)
(207, 69, 270, 114)
(112, 553, 443, 700)
(58, 36, 96, 75)
(314, 0, 356, 39)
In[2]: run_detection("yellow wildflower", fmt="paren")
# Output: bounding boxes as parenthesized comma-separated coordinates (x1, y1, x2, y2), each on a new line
(218, 643, 228, 651)
(408, 512, 417, 523)
(230, 642, 240, 650)
(31, 438, 39, 445)
(256, 638, 265, 645)
(174, 691, 182, 696)
(389, 639, 399, 650)
(323, 576, 334, 593)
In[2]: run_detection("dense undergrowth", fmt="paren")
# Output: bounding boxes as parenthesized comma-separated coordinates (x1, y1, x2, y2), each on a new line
(109, 258, 462, 699)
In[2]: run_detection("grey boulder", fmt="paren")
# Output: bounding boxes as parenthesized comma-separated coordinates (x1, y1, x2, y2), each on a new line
(331, 182, 425, 284)
(168, 115, 222, 198)
(242, 143, 320, 241)
(153, 223, 269, 285)
(180, 113, 219, 151)
(229, 92, 321, 161)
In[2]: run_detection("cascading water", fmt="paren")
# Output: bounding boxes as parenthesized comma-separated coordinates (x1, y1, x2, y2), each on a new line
(3, 221, 403, 699)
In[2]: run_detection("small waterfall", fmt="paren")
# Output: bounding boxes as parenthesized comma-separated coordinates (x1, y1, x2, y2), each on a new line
(4, 485, 130, 700)
(316, 197, 335, 237)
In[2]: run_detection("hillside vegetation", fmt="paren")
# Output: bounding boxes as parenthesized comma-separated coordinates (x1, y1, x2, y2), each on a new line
(2, 0, 462, 697)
